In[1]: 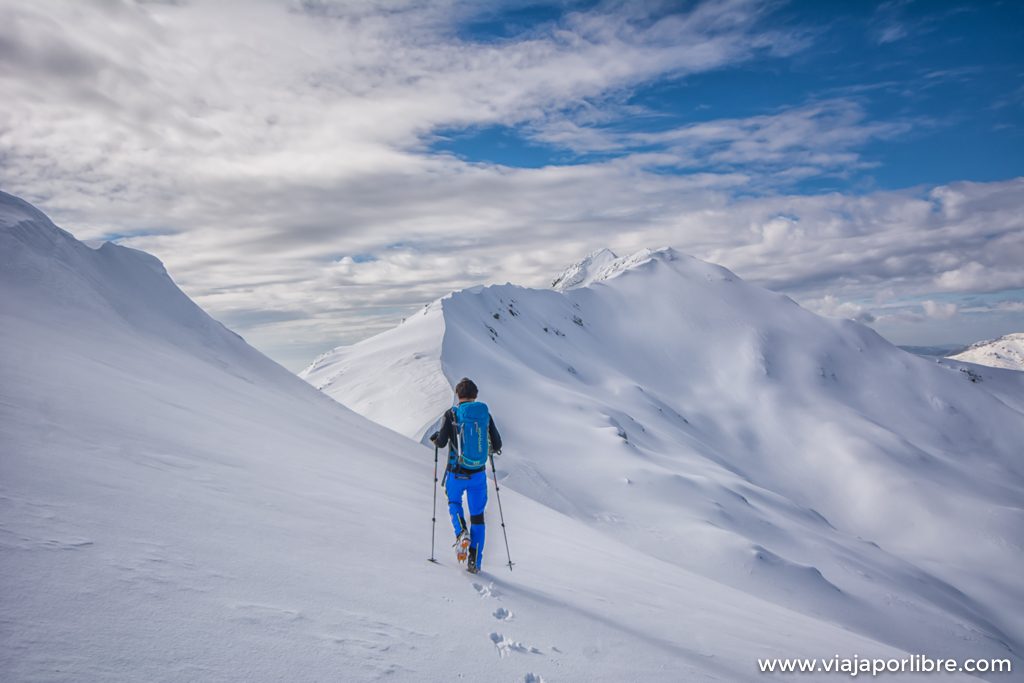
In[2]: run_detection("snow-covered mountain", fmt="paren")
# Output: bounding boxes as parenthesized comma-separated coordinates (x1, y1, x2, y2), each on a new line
(4, 193, 970, 681)
(304, 246, 1024, 672)
(949, 333, 1024, 371)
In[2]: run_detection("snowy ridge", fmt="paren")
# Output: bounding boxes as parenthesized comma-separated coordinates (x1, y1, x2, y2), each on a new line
(300, 299, 451, 439)
(550, 246, 691, 291)
(307, 246, 1024, 670)
(949, 332, 1024, 371)
(2, 192, 963, 681)
(0, 191, 289, 387)
(550, 247, 619, 290)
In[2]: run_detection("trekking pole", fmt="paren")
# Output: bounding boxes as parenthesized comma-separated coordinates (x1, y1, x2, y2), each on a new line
(429, 442, 440, 564)
(489, 452, 514, 571)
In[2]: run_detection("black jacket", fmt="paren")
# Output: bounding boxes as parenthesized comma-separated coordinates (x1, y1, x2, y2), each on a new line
(431, 405, 502, 474)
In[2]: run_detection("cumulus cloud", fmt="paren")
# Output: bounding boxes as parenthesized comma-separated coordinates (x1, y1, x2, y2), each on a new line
(935, 261, 1024, 293)
(809, 295, 876, 323)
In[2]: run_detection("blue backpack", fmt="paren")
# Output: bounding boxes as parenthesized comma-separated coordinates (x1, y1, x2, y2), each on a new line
(453, 401, 491, 470)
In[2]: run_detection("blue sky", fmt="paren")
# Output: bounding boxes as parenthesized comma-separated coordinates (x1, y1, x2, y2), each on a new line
(436, 1, 1024, 190)
(1, 0, 1022, 370)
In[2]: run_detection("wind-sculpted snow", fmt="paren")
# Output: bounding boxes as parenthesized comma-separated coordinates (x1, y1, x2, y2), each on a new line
(5, 191, 978, 681)
(308, 245, 1024, 673)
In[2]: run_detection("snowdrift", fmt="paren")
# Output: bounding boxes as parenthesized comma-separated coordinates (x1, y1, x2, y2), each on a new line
(2, 192, 968, 681)
(305, 247, 1024, 674)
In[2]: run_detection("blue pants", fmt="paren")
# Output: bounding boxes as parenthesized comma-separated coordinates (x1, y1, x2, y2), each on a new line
(446, 470, 487, 567)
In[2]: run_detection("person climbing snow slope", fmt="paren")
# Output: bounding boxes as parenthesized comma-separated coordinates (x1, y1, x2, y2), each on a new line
(430, 377, 502, 574)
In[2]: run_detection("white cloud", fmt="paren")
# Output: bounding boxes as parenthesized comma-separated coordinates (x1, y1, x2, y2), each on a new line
(809, 295, 876, 323)
(935, 261, 1024, 293)
(0, 0, 1021, 368)
(921, 300, 958, 320)
(990, 301, 1024, 313)
(529, 98, 911, 182)
(875, 23, 907, 44)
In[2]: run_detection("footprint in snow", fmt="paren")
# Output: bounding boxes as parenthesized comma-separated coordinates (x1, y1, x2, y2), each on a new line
(493, 607, 512, 621)
(489, 632, 542, 658)
(472, 581, 501, 599)
(524, 675, 545, 683)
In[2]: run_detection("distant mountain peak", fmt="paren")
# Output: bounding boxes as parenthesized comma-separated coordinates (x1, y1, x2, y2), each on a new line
(551, 246, 678, 291)
(949, 332, 1024, 371)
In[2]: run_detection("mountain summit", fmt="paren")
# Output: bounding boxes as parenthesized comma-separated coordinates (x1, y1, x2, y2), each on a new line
(550, 246, 687, 291)
(550, 247, 619, 290)
(305, 246, 1024, 664)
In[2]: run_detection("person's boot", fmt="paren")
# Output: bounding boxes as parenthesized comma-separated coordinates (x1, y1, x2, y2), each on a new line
(454, 529, 470, 563)
(467, 546, 480, 574)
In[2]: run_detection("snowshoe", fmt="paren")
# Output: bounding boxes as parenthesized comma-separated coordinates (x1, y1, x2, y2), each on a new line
(454, 530, 470, 564)
(467, 546, 480, 574)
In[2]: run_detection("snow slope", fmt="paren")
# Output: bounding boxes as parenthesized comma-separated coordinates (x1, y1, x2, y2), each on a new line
(950, 333, 1024, 371)
(1, 192, 972, 681)
(304, 246, 1024, 676)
